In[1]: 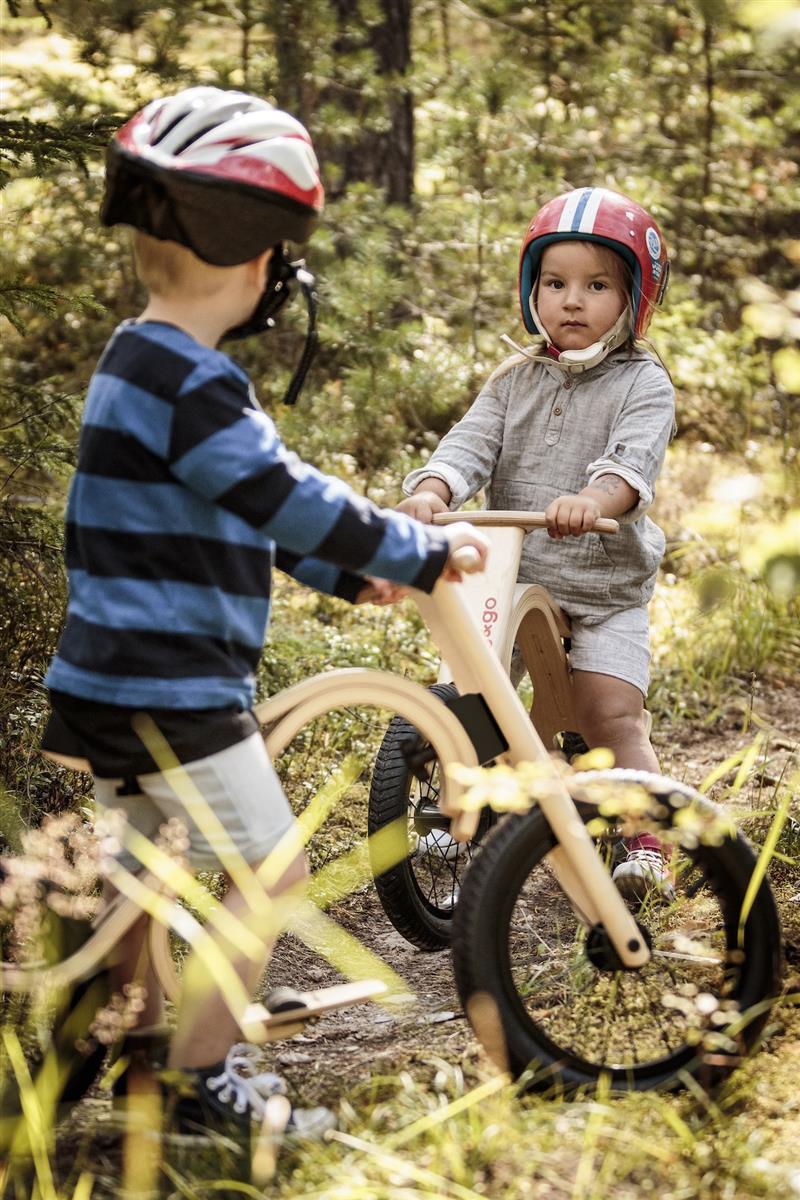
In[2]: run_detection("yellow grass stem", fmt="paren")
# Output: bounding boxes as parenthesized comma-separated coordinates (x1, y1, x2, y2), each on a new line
(384, 1072, 511, 1149)
(104, 863, 254, 1024)
(122, 1074, 161, 1197)
(699, 734, 766, 794)
(2, 1030, 57, 1200)
(654, 1098, 698, 1149)
(287, 898, 410, 998)
(677, 1068, 723, 1122)
(256, 754, 363, 889)
(70, 1173, 95, 1200)
(570, 1100, 608, 1200)
(738, 783, 793, 943)
(160, 1160, 264, 1197)
(309, 820, 410, 910)
(113, 828, 267, 962)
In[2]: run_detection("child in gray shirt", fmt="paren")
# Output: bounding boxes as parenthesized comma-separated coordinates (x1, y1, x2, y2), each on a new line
(399, 187, 675, 901)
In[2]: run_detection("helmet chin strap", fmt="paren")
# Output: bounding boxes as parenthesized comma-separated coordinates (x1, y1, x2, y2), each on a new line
(502, 303, 632, 374)
(224, 245, 319, 405)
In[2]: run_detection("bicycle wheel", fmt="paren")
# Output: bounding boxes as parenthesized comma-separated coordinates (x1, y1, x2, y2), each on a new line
(368, 684, 491, 951)
(0, 914, 110, 1153)
(452, 771, 782, 1092)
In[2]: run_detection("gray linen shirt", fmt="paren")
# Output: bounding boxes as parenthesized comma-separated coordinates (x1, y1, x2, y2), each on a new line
(404, 348, 676, 624)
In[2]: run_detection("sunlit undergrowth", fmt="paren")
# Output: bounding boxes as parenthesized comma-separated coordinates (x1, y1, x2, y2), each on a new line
(270, 1040, 800, 1200)
(2, 752, 797, 1199)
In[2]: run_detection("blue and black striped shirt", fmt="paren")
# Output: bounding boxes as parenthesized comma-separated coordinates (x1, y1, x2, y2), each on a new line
(46, 321, 449, 711)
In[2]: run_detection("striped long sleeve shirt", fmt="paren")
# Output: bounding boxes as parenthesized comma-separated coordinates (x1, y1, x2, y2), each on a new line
(46, 320, 449, 711)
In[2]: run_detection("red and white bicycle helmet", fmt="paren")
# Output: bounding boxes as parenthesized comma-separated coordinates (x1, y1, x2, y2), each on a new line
(519, 187, 669, 340)
(101, 86, 324, 265)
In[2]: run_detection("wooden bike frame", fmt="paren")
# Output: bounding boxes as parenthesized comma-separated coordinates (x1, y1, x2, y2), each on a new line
(423, 511, 649, 967)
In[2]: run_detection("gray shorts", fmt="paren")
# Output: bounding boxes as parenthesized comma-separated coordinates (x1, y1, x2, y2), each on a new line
(511, 605, 651, 698)
(94, 732, 296, 872)
(567, 605, 651, 697)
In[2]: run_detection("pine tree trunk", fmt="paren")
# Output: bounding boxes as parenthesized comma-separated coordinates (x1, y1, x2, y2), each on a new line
(329, 0, 415, 205)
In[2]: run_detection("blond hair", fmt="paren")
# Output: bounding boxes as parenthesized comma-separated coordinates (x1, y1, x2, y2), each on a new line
(132, 231, 231, 300)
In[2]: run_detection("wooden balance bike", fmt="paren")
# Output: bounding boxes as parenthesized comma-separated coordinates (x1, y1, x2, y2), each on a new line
(0, 526, 781, 1126)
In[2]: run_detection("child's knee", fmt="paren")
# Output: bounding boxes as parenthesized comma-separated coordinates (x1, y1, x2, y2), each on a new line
(581, 707, 642, 747)
(574, 681, 644, 746)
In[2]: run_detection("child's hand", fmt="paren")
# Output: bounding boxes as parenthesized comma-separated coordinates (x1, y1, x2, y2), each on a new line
(356, 578, 409, 605)
(396, 490, 450, 524)
(441, 523, 490, 581)
(544, 494, 603, 539)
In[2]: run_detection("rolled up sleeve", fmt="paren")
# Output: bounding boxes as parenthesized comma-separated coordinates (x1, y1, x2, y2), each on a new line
(586, 362, 675, 523)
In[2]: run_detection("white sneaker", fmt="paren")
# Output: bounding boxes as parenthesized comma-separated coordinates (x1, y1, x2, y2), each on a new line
(613, 848, 675, 904)
(415, 829, 461, 861)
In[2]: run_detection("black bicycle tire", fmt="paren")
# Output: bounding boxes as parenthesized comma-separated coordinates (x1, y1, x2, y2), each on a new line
(369, 683, 483, 951)
(451, 784, 782, 1092)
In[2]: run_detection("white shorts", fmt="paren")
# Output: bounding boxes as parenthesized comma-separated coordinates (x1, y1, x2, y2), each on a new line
(567, 606, 651, 697)
(94, 731, 296, 872)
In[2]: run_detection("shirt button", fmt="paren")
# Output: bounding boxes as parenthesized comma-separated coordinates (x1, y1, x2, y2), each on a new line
(545, 431, 559, 446)
(563, 377, 573, 390)
(553, 406, 562, 416)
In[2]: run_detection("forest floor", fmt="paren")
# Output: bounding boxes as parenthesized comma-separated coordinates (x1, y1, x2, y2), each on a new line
(29, 681, 800, 1197)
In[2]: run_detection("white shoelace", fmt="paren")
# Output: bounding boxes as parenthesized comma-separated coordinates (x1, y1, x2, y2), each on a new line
(205, 1043, 287, 1118)
(623, 848, 666, 876)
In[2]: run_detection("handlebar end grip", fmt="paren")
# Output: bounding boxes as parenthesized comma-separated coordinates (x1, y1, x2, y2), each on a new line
(450, 546, 483, 574)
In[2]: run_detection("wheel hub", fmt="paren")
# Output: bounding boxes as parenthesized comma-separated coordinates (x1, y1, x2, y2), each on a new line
(585, 922, 653, 972)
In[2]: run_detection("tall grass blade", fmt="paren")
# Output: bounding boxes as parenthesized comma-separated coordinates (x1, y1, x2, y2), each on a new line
(2, 1029, 57, 1200)
(385, 1072, 511, 1149)
(738, 786, 793, 943)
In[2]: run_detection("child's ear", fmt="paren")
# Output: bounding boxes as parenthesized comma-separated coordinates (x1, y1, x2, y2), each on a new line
(253, 246, 273, 288)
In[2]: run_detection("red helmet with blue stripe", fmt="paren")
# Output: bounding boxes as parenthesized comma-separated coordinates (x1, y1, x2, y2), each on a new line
(519, 188, 669, 338)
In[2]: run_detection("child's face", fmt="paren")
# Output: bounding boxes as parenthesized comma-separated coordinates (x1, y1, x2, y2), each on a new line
(536, 242, 628, 352)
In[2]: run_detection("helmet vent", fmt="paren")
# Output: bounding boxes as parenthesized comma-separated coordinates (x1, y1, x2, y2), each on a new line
(168, 120, 235, 157)
(149, 113, 188, 146)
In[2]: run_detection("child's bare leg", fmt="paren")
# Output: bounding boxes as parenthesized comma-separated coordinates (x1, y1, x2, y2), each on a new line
(103, 879, 165, 1030)
(168, 849, 308, 1070)
(572, 670, 672, 899)
(571, 670, 659, 774)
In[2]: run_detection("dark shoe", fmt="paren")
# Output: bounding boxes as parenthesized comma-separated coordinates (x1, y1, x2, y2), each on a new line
(107, 1027, 170, 1130)
(166, 1042, 335, 1150)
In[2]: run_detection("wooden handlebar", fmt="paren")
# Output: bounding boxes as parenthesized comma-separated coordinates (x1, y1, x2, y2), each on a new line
(433, 510, 619, 535)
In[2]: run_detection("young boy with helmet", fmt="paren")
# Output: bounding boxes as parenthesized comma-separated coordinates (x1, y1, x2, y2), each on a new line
(40, 86, 488, 1154)
(399, 186, 675, 899)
